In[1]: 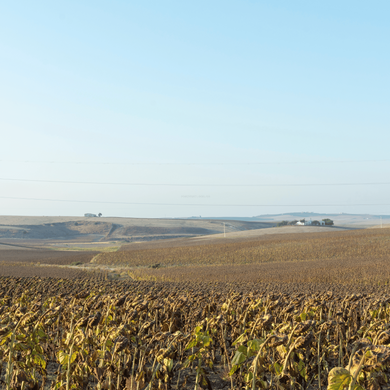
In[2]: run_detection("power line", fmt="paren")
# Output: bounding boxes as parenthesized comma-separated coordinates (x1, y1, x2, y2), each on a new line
(1, 196, 390, 207)
(2, 177, 390, 187)
(1, 159, 390, 165)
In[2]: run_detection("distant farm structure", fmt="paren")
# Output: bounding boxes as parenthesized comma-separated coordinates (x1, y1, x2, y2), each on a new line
(296, 219, 325, 226)
(277, 218, 334, 227)
(84, 213, 102, 217)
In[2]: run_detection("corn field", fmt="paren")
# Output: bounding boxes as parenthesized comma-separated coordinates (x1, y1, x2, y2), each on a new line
(2, 276, 390, 389)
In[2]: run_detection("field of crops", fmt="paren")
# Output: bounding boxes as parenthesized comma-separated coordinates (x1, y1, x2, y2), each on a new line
(130, 255, 390, 286)
(95, 228, 390, 268)
(2, 227, 390, 389)
(2, 275, 390, 389)
(0, 249, 98, 266)
(0, 262, 106, 279)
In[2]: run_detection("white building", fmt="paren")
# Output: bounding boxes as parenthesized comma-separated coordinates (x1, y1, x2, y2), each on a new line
(296, 219, 325, 226)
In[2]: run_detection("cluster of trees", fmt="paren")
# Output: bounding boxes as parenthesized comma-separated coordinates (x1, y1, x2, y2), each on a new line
(277, 220, 299, 227)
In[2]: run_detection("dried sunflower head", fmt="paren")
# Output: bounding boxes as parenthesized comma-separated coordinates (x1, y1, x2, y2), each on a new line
(88, 311, 101, 328)
(114, 295, 127, 307)
(293, 332, 313, 350)
(268, 333, 288, 348)
(319, 320, 336, 332)
(376, 330, 390, 345)
(114, 335, 130, 353)
(259, 314, 273, 328)
(294, 320, 316, 335)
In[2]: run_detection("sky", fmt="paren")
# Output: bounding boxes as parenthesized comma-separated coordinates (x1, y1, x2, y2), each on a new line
(1, 1, 390, 218)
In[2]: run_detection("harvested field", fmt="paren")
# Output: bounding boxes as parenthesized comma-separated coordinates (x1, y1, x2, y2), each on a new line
(0, 262, 105, 279)
(117, 226, 351, 252)
(96, 227, 390, 267)
(0, 216, 276, 243)
(131, 256, 390, 285)
(0, 248, 98, 265)
(0, 221, 112, 239)
(118, 225, 218, 236)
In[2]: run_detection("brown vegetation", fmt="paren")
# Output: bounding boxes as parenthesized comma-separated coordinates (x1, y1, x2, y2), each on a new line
(2, 227, 390, 389)
(96, 227, 390, 267)
(132, 256, 390, 285)
(0, 249, 98, 265)
(0, 221, 112, 239)
(2, 277, 390, 389)
(0, 262, 105, 279)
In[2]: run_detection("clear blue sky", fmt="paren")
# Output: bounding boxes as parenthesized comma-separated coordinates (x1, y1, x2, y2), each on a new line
(1, 1, 389, 218)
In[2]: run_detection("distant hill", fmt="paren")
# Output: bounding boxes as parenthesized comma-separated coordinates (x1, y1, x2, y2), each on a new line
(0, 216, 276, 244)
(254, 212, 390, 219)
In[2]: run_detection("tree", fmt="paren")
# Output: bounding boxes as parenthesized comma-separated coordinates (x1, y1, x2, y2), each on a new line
(322, 218, 334, 226)
(98, 213, 102, 217)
